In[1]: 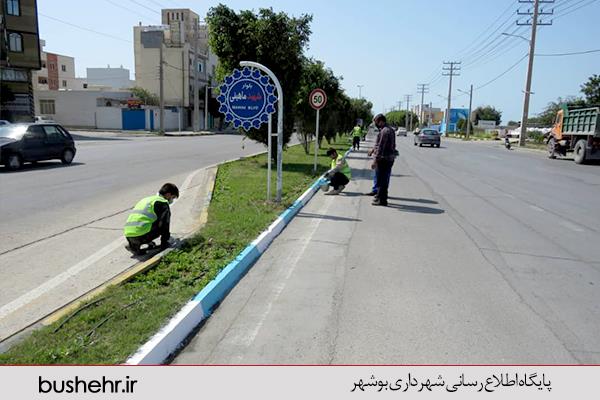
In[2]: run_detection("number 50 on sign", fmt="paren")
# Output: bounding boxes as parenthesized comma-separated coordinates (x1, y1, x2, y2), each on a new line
(309, 88, 327, 110)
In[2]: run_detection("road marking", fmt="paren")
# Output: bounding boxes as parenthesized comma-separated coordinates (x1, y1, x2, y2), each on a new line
(0, 168, 203, 323)
(236, 196, 334, 347)
(559, 220, 585, 233)
(486, 155, 501, 160)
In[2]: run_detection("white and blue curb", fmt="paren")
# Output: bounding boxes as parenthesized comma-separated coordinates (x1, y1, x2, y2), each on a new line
(126, 147, 351, 365)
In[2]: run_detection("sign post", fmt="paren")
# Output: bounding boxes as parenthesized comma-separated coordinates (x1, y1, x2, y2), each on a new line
(216, 65, 279, 201)
(309, 88, 327, 174)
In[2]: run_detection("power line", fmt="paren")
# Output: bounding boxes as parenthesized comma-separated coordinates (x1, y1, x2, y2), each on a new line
(103, 0, 158, 22)
(128, 0, 161, 15)
(39, 13, 132, 43)
(474, 53, 528, 90)
(553, 0, 598, 19)
(536, 48, 600, 56)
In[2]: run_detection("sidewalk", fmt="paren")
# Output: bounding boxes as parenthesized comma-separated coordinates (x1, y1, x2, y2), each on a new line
(173, 136, 573, 364)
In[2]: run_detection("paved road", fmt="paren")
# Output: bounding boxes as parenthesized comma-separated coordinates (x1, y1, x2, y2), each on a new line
(175, 135, 600, 364)
(0, 133, 264, 341)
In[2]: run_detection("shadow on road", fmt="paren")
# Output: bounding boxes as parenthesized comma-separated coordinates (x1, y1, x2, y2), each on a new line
(386, 202, 445, 214)
(296, 212, 361, 222)
(388, 196, 438, 205)
(1, 161, 85, 173)
(71, 134, 129, 141)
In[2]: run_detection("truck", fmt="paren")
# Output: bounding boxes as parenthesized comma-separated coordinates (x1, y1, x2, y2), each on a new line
(547, 104, 600, 164)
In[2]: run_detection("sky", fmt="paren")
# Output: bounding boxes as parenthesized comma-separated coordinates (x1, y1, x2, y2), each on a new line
(38, 0, 600, 123)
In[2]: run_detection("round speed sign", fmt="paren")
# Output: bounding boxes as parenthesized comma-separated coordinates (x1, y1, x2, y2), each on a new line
(309, 88, 327, 110)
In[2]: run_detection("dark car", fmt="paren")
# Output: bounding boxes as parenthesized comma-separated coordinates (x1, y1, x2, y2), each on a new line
(0, 123, 76, 170)
(414, 128, 441, 147)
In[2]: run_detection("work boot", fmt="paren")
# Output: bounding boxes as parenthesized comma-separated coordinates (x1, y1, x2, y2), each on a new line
(371, 198, 387, 206)
(365, 191, 378, 196)
(325, 188, 341, 195)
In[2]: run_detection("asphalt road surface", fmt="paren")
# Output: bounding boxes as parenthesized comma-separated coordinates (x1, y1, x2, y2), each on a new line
(175, 135, 600, 364)
(0, 132, 264, 341)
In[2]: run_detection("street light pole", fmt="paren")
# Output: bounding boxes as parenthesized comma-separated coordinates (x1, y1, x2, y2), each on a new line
(357, 85, 364, 99)
(458, 85, 473, 140)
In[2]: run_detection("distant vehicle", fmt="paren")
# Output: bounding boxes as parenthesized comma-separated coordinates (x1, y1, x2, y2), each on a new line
(414, 128, 441, 147)
(34, 115, 56, 124)
(546, 104, 600, 164)
(396, 127, 407, 136)
(0, 123, 77, 170)
(0, 120, 11, 126)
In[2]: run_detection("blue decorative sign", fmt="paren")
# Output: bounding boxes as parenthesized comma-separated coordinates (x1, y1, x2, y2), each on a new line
(217, 67, 277, 131)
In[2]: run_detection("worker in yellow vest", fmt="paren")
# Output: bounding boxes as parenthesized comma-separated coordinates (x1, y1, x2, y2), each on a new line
(124, 183, 179, 256)
(323, 148, 351, 195)
(351, 124, 362, 151)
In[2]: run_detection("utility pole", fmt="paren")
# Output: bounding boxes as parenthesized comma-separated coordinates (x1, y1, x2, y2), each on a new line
(193, 22, 200, 131)
(517, 0, 553, 146)
(428, 102, 433, 127)
(357, 85, 364, 99)
(404, 94, 412, 131)
(159, 33, 165, 134)
(417, 83, 429, 128)
(458, 85, 474, 140)
(442, 61, 461, 135)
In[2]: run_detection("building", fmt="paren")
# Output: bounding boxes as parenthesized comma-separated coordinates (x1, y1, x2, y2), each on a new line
(133, 8, 218, 131)
(33, 39, 82, 91)
(412, 104, 443, 126)
(1, 0, 41, 122)
(86, 65, 134, 90)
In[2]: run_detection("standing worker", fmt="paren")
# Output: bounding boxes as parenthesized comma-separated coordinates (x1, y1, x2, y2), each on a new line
(323, 148, 351, 195)
(371, 114, 396, 206)
(351, 123, 362, 151)
(124, 183, 179, 256)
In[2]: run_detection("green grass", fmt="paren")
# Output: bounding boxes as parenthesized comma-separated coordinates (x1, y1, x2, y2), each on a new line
(0, 141, 349, 365)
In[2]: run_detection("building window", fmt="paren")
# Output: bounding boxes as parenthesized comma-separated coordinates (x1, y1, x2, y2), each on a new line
(61, 65, 66, 72)
(8, 32, 23, 52)
(42, 61, 47, 68)
(39, 100, 56, 115)
(38, 76, 48, 84)
(6, 0, 20, 16)
(62, 80, 67, 87)
(197, 62, 203, 73)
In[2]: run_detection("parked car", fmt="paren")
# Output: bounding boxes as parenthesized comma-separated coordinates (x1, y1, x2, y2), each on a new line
(414, 128, 441, 147)
(34, 115, 56, 124)
(0, 120, 11, 126)
(396, 127, 407, 136)
(0, 123, 76, 170)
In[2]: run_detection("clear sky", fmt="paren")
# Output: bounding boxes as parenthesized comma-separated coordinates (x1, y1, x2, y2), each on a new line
(38, 0, 600, 123)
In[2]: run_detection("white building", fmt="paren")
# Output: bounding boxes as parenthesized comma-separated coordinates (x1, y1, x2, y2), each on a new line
(33, 40, 84, 91)
(86, 66, 134, 90)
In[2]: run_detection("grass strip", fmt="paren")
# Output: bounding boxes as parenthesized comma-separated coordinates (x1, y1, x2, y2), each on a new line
(0, 141, 349, 365)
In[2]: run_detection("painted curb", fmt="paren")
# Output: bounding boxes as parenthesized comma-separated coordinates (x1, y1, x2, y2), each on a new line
(126, 147, 352, 365)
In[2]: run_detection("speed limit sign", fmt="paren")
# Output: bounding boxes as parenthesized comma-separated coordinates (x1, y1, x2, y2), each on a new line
(309, 88, 327, 110)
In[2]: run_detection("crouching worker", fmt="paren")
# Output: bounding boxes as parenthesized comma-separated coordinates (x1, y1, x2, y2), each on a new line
(124, 183, 179, 256)
(323, 148, 351, 195)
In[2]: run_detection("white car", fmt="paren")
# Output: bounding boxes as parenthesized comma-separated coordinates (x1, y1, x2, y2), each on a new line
(0, 120, 11, 126)
(396, 127, 407, 136)
(35, 115, 56, 124)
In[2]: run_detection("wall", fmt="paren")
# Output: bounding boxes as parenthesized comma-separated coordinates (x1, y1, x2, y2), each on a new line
(96, 107, 122, 129)
(87, 67, 131, 89)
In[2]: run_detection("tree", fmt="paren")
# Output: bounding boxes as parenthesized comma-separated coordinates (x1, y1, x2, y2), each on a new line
(206, 5, 312, 149)
(507, 120, 519, 127)
(473, 105, 502, 125)
(581, 74, 600, 105)
(530, 96, 586, 127)
(385, 110, 417, 128)
(130, 86, 159, 106)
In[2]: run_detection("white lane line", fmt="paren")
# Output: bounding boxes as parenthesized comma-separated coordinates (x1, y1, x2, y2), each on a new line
(0, 237, 125, 321)
(236, 196, 334, 347)
(0, 168, 202, 322)
(559, 220, 585, 233)
(529, 205, 544, 212)
(486, 155, 501, 160)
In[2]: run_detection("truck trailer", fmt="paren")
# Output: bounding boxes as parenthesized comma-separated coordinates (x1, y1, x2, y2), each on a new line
(547, 104, 600, 164)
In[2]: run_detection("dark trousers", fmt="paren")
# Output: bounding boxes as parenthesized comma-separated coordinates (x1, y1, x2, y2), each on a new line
(330, 171, 349, 190)
(352, 136, 360, 150)
(371, 165, 392, 194)
(126, 229, 161, 252)
(375, 159, 393, 204)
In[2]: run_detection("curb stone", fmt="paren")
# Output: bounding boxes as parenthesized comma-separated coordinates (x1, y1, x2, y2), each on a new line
(126, 147, 352, 365)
